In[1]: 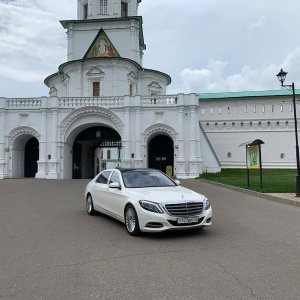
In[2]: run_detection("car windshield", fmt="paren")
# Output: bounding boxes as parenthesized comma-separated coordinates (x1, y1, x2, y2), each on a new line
(121, 170, 176, 188)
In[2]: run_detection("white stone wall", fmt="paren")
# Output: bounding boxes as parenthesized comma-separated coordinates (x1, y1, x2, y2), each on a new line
(0, 93, 221, 179)
(199, 95, 298, 168)
(1, 93, 298, 180)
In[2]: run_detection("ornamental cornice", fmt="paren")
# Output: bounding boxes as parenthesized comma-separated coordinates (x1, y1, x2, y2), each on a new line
(86, 66, 105, 76)
(143, 123, 177, 144)
(60, 106, 124, 138)
(127, 71, 137, 81)
(8, 126, 40, 145)
(148, 81, 162, 89)
(49, 87, 58, 96)
(83, 65, 111, 71)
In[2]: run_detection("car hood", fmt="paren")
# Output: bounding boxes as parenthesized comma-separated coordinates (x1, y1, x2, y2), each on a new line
(126, 186, 206, 203)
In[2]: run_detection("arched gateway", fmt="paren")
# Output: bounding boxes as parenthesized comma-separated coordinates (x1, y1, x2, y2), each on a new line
(61, 107, 123, 179)
(72, 126, 121, 179)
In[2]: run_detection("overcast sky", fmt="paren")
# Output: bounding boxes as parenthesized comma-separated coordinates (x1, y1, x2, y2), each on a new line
(1, 0, 300, 98)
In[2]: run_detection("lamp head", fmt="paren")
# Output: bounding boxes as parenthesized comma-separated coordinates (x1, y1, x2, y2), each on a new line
(276, 68, 288, 86)
(96, 131, 101, 139)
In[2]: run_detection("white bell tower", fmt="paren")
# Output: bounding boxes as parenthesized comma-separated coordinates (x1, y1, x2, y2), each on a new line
(61, 0, 145, 64)
(77, 0, 142, 20)
(45, 0, 171, 98)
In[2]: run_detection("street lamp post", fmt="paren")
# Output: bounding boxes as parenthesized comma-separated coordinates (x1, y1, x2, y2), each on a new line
(276, 68, 300, 196)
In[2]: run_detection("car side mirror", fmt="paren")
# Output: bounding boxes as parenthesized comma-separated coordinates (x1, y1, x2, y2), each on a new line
(174, 180, 181, 185)
(109, 182, 121, 189)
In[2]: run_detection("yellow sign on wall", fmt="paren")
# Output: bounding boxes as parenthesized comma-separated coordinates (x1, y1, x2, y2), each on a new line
(166, 165, 173, 176)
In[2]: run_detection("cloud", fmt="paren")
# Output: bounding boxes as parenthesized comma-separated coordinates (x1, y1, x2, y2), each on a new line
(179, 47, 300, 93)
(248, 16, 266, 34)
(1, 0, 300, 98)
(0, 0, 74, 95)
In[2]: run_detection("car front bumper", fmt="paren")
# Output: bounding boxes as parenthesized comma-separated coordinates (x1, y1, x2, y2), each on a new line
(136, 206, 212, 233)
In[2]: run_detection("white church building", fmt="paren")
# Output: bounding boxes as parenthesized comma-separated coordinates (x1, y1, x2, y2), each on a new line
(0, 0, 299, 180)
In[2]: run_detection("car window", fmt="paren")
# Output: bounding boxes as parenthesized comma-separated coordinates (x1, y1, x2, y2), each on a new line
(96, 170, 112, 184)
(122, 170, 176, 188)
(110, 171, 121, 185)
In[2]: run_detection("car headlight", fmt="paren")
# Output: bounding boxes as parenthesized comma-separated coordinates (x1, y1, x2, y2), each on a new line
(204, 198, 211, 210)
(139, 200, 164, 213)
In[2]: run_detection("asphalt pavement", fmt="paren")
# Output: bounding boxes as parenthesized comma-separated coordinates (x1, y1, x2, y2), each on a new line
(0, 178, 300, 300)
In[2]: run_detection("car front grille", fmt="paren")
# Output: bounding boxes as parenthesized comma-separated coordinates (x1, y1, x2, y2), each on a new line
(164, 202, 203, 216)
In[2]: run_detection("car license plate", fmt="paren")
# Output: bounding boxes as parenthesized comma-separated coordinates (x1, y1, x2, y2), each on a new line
(177, 216, 199, 224)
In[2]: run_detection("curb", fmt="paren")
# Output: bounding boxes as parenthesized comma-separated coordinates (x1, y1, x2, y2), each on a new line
(198, 179, 300, 207)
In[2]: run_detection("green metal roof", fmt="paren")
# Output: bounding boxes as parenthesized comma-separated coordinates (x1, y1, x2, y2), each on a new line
(198, 89, 300, 100)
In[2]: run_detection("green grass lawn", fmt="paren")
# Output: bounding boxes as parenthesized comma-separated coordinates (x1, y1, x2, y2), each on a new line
(198, 169, 297, 193)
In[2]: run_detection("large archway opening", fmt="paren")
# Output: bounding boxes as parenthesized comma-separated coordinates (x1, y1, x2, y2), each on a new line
(148, 135, 174, 175)
(72, 126, 121, 179)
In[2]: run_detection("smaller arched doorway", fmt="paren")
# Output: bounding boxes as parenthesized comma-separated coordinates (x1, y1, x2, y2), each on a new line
(148, 135, 174, 175)
(24, 138, 39, 177)
(11, 135, 39, 178)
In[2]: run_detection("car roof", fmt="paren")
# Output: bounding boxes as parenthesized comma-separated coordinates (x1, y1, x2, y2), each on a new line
(117, 168, 158, 173)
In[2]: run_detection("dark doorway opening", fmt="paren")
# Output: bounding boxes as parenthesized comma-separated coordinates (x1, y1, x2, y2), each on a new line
(24, 137, 39, 178)
(148, 135, 174, 175)
(72, 126, 121, 179)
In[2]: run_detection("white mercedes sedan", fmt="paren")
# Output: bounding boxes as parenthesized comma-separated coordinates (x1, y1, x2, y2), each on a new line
(85, 168, 212, 236)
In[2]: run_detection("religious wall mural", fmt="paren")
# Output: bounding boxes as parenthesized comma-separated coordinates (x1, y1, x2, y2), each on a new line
(84, 29, 120, 58)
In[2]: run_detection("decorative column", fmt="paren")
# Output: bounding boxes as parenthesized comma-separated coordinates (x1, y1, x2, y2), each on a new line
(112, 62, 117, 96)
(130, 19, 136, 61)
(48, 109, 59, 179)
(196, 122, 203, 174)
(77, 64, 83, 97)
(67, 23, 74, 61)
(176, 107, 186, 178)
(36, 109, 47, 178)
(134, 107, 143, 168)
(189, 106, 198, 177)
(122, 108, 131, 168)
(0, 110, 6, 179)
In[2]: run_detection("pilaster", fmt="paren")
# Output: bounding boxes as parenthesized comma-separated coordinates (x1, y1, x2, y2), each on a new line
(176, 105, 187, 178)
(122, 108, 131, 168)
(0, 110, 6, 179)
(134, 107, 143, 168)
(189, 107, 199, 177)
(48, 109, 59, 179)
(36, 109, 47, 178)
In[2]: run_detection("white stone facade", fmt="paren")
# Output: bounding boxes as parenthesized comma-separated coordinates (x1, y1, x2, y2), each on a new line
(0, 1, 298, 180)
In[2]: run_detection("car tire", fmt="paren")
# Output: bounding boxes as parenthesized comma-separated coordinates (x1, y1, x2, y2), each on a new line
(86, 194, 96, 215)
(125, 205, 141, 236)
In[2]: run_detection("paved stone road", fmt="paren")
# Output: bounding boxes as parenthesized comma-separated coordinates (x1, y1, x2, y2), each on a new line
(0, 178, 300, 300)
